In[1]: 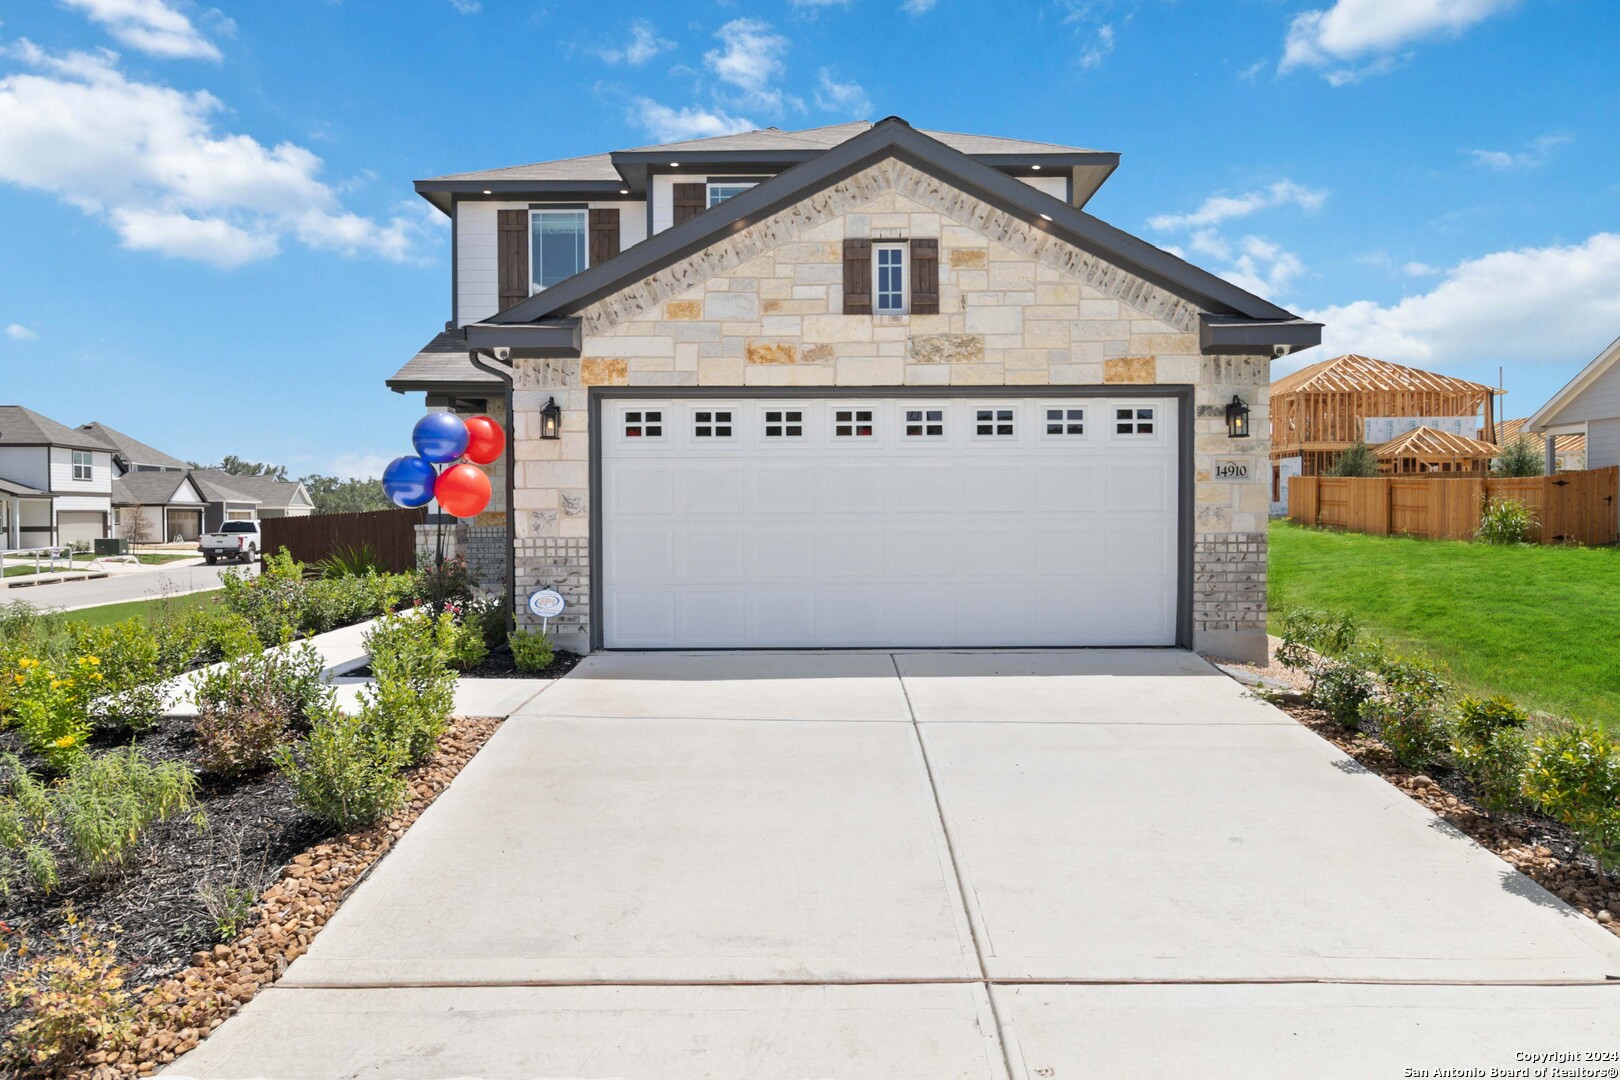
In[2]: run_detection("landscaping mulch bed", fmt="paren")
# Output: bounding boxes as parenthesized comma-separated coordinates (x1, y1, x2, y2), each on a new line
(349, 645, 583, 681)
(1276, 697, 1620, 939)
(2, 716, 503, 1078)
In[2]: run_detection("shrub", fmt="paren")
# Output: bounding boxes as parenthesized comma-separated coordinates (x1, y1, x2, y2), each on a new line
(1307, 655, 1378, 727)
(509, 628, 555, 673)
(1523, 722, 1620, 870)
(193, 643, 325, 776)
(1362, 655, 1453, 768)
(2, 915, 138, 1068)
(195, 879, 257, 940)
(68, 619, 167, 734)
(415, 553, 475, 615)
(1476, 498, 1537, 545)
(221, 552, 415, 643)
(1455, 695, 1530, 746)
(1325, 440, 1379, 477)
(275, 701, 406, 831)
(316, 543, 387, 579)
(434, 608, 488, 672)
(1274, 608, 1361, 669)
(360, 614, 456, 766)
(1454, 728, 1531, 813)
(10, 656, 98, 771)
(1492, 435, 1544, 478)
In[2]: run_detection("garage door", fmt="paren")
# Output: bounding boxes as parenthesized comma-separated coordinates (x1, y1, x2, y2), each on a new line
(167, 509, 203, 542)
(601, 396, 1181, 649)
(56, 511, 106, 546)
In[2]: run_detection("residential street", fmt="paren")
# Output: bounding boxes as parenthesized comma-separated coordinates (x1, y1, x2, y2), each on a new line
(168, 651, 1620, 1079)
(0, 560, 252, 611)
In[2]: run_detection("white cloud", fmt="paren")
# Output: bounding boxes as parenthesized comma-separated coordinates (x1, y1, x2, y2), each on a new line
(790, 0, 852, 8)
(1221, 235, 1306, 297)
(449, 0, 481, 11)
(329, 452, 390, 481)
(901, 0, 938, 12)
(1466, 133, 1570, 170)
(5, 323, 36, 340)
(704, 18, 789, 110)
(61, 0, 221, 61)
(595, 20, 674, 66)
(1080, 23, 1115, 68)
(814, 68, 870, 116)
(0, 42, 436, 267)
(628, 97, 755, 143)
(1282, 0, 1517, 78)
(1301, 233, 1620, 367)
(1148, 180, 1327, 232)
(1403, 261, 1440, 276)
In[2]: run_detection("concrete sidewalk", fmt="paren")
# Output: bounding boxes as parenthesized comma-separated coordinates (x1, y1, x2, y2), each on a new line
(167, 650, 1620, 1079)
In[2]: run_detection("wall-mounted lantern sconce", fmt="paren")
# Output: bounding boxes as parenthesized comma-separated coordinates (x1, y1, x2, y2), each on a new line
(1226, 395, 1251, 439)
(539, 397, 562, 440)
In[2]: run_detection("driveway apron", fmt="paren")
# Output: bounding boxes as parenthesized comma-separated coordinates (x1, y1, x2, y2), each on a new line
(169, 649, 1620, 1079)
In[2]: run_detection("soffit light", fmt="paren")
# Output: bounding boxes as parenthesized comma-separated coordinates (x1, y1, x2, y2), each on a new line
(1031, 164, 1041, 170)
(1038, 213, 1053, 221)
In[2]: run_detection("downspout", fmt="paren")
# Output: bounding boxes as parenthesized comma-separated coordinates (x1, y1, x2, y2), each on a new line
(466, 347, 519, 634)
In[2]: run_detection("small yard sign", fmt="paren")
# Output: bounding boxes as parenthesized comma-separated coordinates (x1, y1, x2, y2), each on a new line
(528, 589, 566, 629)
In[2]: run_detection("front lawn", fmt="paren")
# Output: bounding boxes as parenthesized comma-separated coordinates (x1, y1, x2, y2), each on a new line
(44, 589, 225, 628)
(1268, 521, 1620, 728)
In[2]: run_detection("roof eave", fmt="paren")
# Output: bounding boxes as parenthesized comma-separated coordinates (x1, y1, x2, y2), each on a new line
(1200, 316, 1324, 356)
(1525, 333, 1620, 431)
(462, 319, 583, 358)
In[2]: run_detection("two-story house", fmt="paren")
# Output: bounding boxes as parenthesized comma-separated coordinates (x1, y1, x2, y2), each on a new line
(0, 406, 115, 549)
(388, 118, 1320, 663)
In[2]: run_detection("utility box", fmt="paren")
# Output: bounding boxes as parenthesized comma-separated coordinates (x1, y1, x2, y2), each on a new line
(94, 537, 130, 556)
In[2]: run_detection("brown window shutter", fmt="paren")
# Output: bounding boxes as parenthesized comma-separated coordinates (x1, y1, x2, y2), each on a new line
(497, 209, 529, 311)
(909, 238, 939, 315)
(842, 238, 872, 315)
(672, 183, 706, 225)
(589, 208, 620, 265)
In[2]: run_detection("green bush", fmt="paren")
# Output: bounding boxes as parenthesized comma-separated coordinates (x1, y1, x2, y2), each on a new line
(1523, 722, 1620, 870)
(275, 701, 406, 831)
(0, 749, 203, 896)
(221, 549, 416, 644)
(152, 608, 260, 676)
(1454, 728, 1532, 813)
(2, 916, 138, 1068)
(1455, 695, 1530, 746)
(361, 614, 456, 766)
(68, 619, 166, 734)
(433, 608, 488, 672)
(1307, 655, 1378, 727)
(1325, 439, 1379, 477)
(1274, 608, 1362, 669)
(1362, 655, 1453, 768)
(414, 553, 476, 614)
(1492, 435, 1544, 478)
(1476, 498, 1537, 545)
(193, 643, 325, 776)
(315, 543, 387, 579)
(509, 628, 555, 674)
(9, 656, 98, 771)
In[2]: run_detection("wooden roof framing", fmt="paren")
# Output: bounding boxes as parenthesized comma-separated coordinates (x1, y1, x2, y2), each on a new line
(1270, 354, 1502, 460)
(1373, 426, 1499, 462)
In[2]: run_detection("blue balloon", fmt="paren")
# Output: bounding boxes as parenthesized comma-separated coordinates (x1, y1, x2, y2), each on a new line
(382, 455, 437, 508)
(413, 412, 470, 464)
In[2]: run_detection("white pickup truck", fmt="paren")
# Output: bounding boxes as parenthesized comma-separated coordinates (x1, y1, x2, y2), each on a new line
(198, 521, 261, 564)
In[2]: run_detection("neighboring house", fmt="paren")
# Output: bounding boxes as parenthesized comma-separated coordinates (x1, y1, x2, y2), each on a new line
(189, 472, 261, 532)
(112, 471, 209, 542)
(1489, 418, 1585, 472)
(388, 117, 1320, 662)
(1269, 355, 1501, 513)
(1524, 335, 1619, 479)
(188, 471, 314, 531)
(78, 421, 190, 474)
(0, 405, 115, 549)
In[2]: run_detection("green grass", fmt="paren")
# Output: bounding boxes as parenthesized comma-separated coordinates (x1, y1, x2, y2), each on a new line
(1269, 521, 1620, 728)
(42, 589, 224, 629)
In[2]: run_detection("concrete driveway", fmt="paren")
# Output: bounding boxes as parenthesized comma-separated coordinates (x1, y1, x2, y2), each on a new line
(170, 650, 1620, 1079)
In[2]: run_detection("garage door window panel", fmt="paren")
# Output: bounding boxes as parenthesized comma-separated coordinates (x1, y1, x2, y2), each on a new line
(833, 408, 876, 439)
(1044, 407, 1087, 438)
(693, 409, 734, 439)
(762, 408, 805, 440)
(904, 408, 946, 439)
(973, 407, 1017, 439)
(1114, 406, 1157, 437)
(621, 409, 665, 441)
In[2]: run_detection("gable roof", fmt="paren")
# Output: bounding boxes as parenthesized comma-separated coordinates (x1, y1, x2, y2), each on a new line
(1373, 426, 1499, 461)
(387, 330, 502, 393)
(191, 470, 309, 509)
(1272, 354, 1498, 399)
(0, 406, 113, 452)
(471, 117, 1314, 353)
(0, 476, 47, 497)
(189, 471, 261, 505)
(112, 471, 205, 507)
(1526, 333, 1620, 432)
(77, 422, 188, 470)
(1491, 417, 1586, 456)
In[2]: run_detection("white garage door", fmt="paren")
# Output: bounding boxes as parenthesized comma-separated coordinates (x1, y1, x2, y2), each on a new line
(601, 396, 1180, 649)
(56, 510, 106, 546)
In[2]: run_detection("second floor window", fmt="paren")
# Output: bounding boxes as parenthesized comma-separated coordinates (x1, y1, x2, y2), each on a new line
(531, 210, 587, 291)
(874, 244, 907, 314)
(72, 450, 92, 481)
(707, 180, 757, 207)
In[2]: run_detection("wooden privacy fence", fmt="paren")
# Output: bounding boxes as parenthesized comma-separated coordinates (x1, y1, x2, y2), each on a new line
(1288, 466, 1618, 545)
(260, 507, 428, 572)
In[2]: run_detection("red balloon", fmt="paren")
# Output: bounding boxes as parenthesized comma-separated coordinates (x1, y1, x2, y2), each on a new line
(435, 463, 491, 518)
(463, 414, 505, 465)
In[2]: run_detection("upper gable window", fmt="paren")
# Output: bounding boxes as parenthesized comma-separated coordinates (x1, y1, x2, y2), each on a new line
(874, 243, 907, 314)
(531, 209, 587, 291)
(72, 450, 93, 481)
(707, 180, 758, 207)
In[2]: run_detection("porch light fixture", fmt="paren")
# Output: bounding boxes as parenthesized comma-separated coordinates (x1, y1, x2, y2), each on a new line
(1226, 395, 1251, 439)
(540, 397, 562, 440)
(1038, 213, 1053, 221)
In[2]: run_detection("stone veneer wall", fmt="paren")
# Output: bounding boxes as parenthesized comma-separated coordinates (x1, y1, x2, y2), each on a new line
(508, 158, 1272, 660)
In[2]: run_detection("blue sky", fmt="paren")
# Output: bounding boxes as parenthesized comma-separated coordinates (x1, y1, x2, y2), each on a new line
(1, 0, 1616, 476)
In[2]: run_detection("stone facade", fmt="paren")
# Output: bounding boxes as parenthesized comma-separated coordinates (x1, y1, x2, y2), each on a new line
(508, 157, 1272, 660)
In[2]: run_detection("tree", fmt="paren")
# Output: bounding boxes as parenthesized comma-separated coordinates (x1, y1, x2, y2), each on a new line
(299, 474, 392, 515)
(1492, 436, 1545, 477)
(121, 505, 154, 544)
(1325, 439, 1380, 477)
(189, 455, 288, 481)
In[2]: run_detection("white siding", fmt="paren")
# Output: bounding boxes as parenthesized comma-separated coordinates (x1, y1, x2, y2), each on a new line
(1552, 358, 1620, 425)
(54, 494, 113, 513)
(0, 446, 49, 490)
(1587, 416, 1620, 471)
(48, 448, 113, 494)
(1018, 175, 1069, 201)
(456, 200, 648, 326)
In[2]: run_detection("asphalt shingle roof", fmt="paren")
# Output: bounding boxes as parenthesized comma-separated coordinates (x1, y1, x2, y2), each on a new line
(387, 331, 501, 390)
(0, 406, 113, 451)
(112, 472, 202, 506)
(190, 471, 307, 510)
(78, 422, 188, 470)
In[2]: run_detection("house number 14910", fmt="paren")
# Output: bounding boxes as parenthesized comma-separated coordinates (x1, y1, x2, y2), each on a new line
(1215, 460, 1250, 480)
